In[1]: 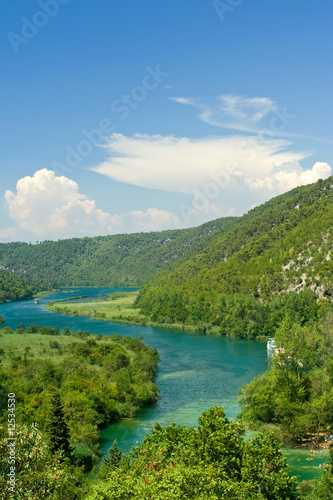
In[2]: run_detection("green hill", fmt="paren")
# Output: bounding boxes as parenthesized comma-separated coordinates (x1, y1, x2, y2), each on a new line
(0, 268, 40, 303)
(136, 177, 333, 335)
(0, 218, 234, 289)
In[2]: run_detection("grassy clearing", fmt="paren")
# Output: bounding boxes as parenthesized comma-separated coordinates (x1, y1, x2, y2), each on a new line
(0, 330, 126, 369)
(47, 291, 142, 321)
(46, 291, 202, 333)
(34, 290, 58, 298)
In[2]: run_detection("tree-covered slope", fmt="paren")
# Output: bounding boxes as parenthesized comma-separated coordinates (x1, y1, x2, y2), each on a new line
(0, 268, 40, 303)
(136, 177, 333, 329)
(0, 218, 235, 288)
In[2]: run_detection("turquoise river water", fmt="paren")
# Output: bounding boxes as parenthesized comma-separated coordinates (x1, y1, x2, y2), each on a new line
(0, 287, 328, 482)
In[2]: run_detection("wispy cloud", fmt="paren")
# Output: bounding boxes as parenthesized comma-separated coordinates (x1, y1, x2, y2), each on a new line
(170, 94, 333, 145)
(170, 94, 277, 132)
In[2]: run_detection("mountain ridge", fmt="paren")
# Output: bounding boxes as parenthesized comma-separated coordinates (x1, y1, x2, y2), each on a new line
(0, 217, 235, 288)
(135, 177, 333, 330)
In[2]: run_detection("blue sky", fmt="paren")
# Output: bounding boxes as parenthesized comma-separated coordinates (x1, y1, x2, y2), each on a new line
(1, 0, 332, 242)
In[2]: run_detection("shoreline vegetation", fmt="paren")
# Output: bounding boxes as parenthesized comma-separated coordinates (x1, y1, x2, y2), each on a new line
(46, 288, 329, 342)
(46, 290, 267, 339)
(46, 291, 218, 335)
(0, 324, 159, 473)
(0, 268, 42, 304)
(46, 290, 333, 450)
(34, 289, 58, 298)
(2, 293, 333, 497)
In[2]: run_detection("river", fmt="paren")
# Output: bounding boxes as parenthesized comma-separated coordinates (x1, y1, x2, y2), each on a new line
(0, 287, 327, 482)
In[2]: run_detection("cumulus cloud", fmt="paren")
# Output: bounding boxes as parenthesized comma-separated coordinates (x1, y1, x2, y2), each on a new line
(4, 169, 181, 241)
(120, 208, 180, 232)
(170, 94, 277, 132)
(248, 161, 332, 194)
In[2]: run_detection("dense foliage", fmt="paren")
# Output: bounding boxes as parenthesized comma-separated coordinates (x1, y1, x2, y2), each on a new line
(88, 406, 299, 499)
(46, 389, 72, 458)
(238, 311, 333, 445)
(1, 408, 332, 499)
(0, 218, 234, 288)
(136, 177, 333, 334)
(0, 268, 41, 303)
(0, 424, 86, 499)
(307, 445, 333, 499)
(0, 325, 159, 469)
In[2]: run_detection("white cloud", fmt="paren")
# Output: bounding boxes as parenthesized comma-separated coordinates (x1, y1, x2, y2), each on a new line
(92, 133, 331, 225)
(171, 93, 333, 145)
(0, 227, 18, 242)
(92, 132, 324, 196)
(3, 155, 331, 243)
(121, 208, 181, 232)
(170, 94, 277, 132)
(4, 169, 181, 241)
(248, 161, 332, 194)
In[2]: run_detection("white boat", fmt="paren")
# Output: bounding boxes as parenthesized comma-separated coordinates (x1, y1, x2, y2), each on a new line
(267, 337, 276, 352)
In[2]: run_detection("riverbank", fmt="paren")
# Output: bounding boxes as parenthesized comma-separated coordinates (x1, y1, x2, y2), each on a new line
(34, 289, 59, 299)
(46, 291, 203, 332)
(46, 290, 268, 339)
(0, 326, 160, 471)
(2, 287, 328, 484)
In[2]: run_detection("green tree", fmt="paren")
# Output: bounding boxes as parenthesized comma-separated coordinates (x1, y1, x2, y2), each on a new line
(46, 389, 71, 459)
(242, 433, 299, 500)
(88, 406, 300, 499)
(103, 440, 123, 468)
(0, 424, 86, 499)
(309, 444, 333, 499)
(98, 440, 124, 479)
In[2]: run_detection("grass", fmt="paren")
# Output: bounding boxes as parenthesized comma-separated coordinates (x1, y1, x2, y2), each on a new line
(0, 330, 129, 369)
(34, 290, 58, 298)
(46, 291, 203, 333)
(46, 292, 271, 338)
(47, 291, 142, 321)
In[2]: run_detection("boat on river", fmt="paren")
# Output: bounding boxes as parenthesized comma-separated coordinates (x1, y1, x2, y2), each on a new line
(267, 338, 286, 359)
(267, 337, 276, 353)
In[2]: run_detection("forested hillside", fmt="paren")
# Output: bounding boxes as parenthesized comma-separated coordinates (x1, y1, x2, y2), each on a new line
(0, 268, 40, 303)
(0, 218, 234, 288)
(136, 177, 333, 333)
